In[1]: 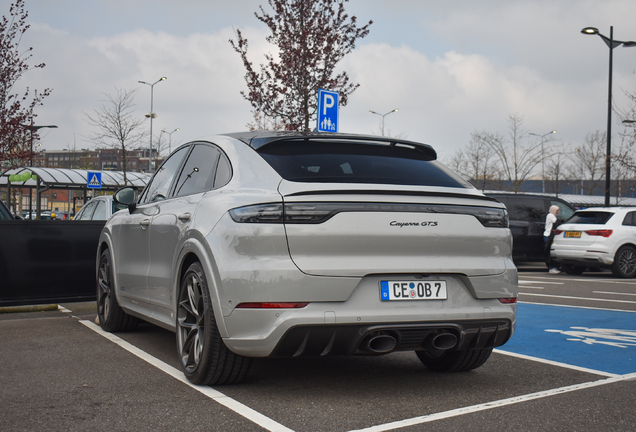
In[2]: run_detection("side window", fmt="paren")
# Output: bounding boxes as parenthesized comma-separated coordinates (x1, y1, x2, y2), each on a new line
(92, 200, 108, 220)
(506, 198, 545, 221)
(623, 211, 636, 226)
(550, 200, 575, 221)
(140, 146, 189, 204)
(77, 200, 97, 220)
(174, 144, 221, 197)
(214, 152, 232, 188)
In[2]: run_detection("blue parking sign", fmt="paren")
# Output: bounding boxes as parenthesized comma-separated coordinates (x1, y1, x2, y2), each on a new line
(87, 171, 102, 189)
(317, 89, 339, 132)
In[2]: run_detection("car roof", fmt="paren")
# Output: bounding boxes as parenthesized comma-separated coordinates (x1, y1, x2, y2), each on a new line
(221, 131, 438, 160)
(576, 207, 636, 212)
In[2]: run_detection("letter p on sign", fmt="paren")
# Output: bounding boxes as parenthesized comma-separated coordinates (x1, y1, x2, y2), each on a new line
(317, 89, 339, 133)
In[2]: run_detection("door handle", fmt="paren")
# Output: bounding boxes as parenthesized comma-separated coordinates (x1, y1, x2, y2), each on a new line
(178, 213, 191, 222)
(140, 219, 151, 227)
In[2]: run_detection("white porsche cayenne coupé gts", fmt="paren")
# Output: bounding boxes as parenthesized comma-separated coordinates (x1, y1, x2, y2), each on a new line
(96, 132, 517, 385)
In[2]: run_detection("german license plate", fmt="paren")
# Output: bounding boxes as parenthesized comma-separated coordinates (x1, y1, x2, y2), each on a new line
(380, 281, 447, 301)
(565, 231, 581, 238)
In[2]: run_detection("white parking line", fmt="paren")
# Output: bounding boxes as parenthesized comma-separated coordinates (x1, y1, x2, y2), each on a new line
(519, 280, 563, 285)
(346, 373, 636, 432)
(521, 275, 636, 285)
(594, 291, 636, 297)
(79, 320, 294, 432)
(520, 292, 636, 305)
(78, 314, 635, 432)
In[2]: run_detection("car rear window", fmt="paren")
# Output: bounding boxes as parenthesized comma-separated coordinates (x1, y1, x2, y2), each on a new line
(567, 211, 614, 225)
(257, 141, 471, 188)
(0, 200, 12, 220)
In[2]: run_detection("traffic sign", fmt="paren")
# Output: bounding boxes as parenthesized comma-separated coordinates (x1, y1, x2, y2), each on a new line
(87, 171, 102, 189)
(317, 89, 339, 132)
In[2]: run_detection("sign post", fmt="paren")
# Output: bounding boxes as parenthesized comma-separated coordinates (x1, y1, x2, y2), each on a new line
(317, 89, 339, 133)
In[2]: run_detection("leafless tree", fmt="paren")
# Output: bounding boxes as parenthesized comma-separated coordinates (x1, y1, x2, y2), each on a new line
(473, 114, 542, 192)
(84, 88, 145, 184)
(570, 131, 606, 195)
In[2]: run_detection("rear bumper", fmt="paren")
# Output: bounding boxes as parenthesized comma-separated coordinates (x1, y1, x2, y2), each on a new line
(267, 319, 513, 357)
(551, 247, 614, 266)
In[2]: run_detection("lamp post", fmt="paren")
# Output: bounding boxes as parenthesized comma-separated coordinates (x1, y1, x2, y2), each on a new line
(369, 108, 398, 136)
(581, 26, 636, 206)
(161, 128, 180, 154)
(138, 76, 167, 171)
(24, 124, 58, 167)
(22, 123, 57, 218)
(529, 130, 556, 193)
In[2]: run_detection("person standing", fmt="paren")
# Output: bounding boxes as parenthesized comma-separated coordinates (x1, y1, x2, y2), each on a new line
(544, 205, 560, 274)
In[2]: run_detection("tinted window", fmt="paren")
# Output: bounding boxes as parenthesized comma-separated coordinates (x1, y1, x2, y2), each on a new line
(174, 144, 220, 197)
(622, 211, 636, 226)
(0, 200, 12, 220)
(505, 198, 545, 221)
(567, 211, 614, 225)
(550, 200, 575, 220)
(141, 146, 189, 203)
(214, 152, 232, 188)
(258, 141, 471, 188)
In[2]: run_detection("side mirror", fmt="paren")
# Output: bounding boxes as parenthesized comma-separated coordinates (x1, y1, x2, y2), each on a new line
(114, 186, 139, 213)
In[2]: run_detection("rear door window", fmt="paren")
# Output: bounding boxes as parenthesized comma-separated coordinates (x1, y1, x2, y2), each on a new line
(504, 198, 545, 221)
(550, 200, 575, 221)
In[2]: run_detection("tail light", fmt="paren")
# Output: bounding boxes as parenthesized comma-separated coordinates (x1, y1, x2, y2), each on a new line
(229, 202, 508, 227)
(554, 229, 563, 235)
(585, 230, 613, 238)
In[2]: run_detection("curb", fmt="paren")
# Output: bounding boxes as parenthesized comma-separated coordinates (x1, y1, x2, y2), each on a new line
(0, 304, 59, 314)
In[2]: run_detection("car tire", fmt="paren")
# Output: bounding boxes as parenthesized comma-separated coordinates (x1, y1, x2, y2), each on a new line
(97, 249, 139, 332)
(416, 348, 493, 372)
(176, 262, 251, 385)
(561, 264, 585, 275)
(611, 245, 636, 278)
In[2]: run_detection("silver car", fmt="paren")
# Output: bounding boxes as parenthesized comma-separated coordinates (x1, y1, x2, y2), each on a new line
(74, 195, 127, 221)
(97, 132, 517, 385)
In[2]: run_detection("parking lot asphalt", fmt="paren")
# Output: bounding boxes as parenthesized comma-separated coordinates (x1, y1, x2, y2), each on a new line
(2, 272, 636, 431)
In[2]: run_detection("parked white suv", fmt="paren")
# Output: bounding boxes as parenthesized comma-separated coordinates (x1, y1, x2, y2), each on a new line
(551, 207, 636, 277)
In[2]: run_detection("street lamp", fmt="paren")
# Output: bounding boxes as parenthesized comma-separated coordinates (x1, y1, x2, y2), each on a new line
(22, 123, 57, 218)
(23, 124, 58, 167)
(369, 108, 398, 136)
(138, 76, 167, 171)
(161, 128, 180, 154)
(581, 26, 636, 206)
(529, 130, 556, 193)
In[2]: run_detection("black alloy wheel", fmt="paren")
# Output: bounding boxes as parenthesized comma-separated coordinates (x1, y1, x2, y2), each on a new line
(611, 245, 636, 278)
(96, 249, 138, 332)
(176, 262, 251, 385)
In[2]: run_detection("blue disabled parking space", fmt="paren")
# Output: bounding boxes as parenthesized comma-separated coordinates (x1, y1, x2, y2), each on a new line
(498, 303, 636, 375)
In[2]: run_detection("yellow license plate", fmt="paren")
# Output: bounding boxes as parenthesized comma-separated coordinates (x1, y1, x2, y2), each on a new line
(565, 231, 581, 238)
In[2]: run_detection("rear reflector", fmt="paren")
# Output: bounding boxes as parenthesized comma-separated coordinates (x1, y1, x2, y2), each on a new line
(498, 298, 517, 304)
(235, 302, 309, 309)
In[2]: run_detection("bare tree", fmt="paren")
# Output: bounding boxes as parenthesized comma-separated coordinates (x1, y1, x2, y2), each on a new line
(84, 88, 145, 184)
(570, 131, 606, 195)
(246, 108, 286, 131)
(0, 0, 52, 168)
(230, 0, 372, 131)
(544, 147, 573, 196)
(473, 114, 542, 192)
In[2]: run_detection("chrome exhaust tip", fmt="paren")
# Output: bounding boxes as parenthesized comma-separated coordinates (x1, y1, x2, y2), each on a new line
(425, 333, 458, 351)
(359, 333, 398, 353)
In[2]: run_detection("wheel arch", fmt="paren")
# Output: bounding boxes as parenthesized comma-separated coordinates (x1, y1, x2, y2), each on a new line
(175, 238, 229, 338)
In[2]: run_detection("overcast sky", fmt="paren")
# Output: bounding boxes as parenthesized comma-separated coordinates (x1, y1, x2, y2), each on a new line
(14, 0, 636, 162)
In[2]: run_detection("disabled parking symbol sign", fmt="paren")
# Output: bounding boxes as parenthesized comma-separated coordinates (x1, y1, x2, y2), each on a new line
(317, 89, 339, 133)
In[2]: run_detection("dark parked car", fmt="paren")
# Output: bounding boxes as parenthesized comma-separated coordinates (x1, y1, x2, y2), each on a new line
(485, 193, 575, 263)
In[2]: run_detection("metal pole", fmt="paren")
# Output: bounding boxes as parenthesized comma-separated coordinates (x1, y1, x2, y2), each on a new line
(604, 26, 614, 207)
